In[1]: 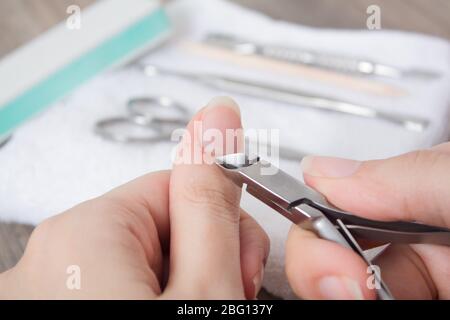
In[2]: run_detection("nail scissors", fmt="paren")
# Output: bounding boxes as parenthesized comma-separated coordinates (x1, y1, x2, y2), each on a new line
(94, 96, 306, 161)
(95, 96, 189, 143)
(215, 153, 450, 300)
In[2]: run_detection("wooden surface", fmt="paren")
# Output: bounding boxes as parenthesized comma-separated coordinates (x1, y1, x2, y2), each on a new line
(0, 0, 449, 276)
(0, 223, 34, 272)
(1, 0, 449, 57)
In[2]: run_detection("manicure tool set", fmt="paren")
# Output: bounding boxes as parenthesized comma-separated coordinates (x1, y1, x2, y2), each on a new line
(94, 58, 430, 156)
(92, 40, 434, 154)
(141, 64, 429, 132)
(1, 23, 437, 151)
(94, 96, 305, 161)
(215, 153, 450, 300)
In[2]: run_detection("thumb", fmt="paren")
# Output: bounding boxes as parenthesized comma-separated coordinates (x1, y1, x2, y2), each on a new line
(166, 96, 246, 299)
(300, 149, 450, 228)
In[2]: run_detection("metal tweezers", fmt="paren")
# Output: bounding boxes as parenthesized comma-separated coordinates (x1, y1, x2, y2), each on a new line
(215, 153, 450, 300)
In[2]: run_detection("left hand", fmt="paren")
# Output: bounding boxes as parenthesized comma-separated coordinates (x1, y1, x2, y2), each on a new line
(0, 97, 269, 299)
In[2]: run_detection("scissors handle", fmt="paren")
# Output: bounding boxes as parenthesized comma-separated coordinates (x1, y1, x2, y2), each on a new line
(310, 202, 450, 246)
(292, 203, 395, 299)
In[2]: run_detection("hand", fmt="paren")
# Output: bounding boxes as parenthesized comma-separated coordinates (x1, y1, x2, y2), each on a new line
(0, 97, 269, 299)
(286, 143, 450, 299)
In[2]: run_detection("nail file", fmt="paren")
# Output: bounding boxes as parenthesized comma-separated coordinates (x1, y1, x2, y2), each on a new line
(0, 0, 171, 137)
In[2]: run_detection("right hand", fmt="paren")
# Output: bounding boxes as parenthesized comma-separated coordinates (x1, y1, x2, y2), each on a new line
(286, 143, 450, 299)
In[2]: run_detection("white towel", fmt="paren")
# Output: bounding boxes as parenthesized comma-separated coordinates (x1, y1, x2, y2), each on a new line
(1, 0, 450, 298)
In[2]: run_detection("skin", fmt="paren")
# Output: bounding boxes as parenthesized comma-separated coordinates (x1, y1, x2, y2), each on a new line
(0, 96, 448, 299)
(0, 97, 269, 300)
(287, 142, 450, 299)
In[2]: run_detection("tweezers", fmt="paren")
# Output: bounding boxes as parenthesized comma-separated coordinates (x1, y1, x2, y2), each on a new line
(215, 153, 450, 300)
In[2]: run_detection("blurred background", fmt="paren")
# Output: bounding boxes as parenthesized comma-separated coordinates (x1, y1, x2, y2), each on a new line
(0, 0, 449, 298)
(1, 0, 449, 59)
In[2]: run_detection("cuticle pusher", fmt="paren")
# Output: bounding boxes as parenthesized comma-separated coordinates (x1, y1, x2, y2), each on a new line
(142, 64, 429, 132)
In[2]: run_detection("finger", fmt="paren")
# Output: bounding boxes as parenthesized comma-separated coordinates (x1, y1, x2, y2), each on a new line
(297, 150, 450, 300)
(86, 170, 172, 291)
(101, 170, 172, 290)
(286, 224, 376, 299)
(166, 96, 245, 299)
(369, 244, 438, 299)
(430, 141, 450, 155)
(15, 171, 171, 299)
(239, 210, 270, 300)
(104, 170, 171, 248)
(300, 150, 450, 227)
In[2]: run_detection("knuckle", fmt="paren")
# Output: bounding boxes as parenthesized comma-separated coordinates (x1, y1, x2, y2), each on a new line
(22, 217, 61, 264)
(27, 218, 54, 246)
(401, 150, 450, 223)
(405, 149, 443, 170)
(180, 179, 240, 224)
(400, 151, 433, 217)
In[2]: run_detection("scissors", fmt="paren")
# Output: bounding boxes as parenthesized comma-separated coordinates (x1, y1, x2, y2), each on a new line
(95, 96, 189, 143)
(215, 153, 450, 300)
(94, 95, 306, 161)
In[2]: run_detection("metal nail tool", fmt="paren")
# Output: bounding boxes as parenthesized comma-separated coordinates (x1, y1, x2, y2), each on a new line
(215, 153, 450, 300)
(142, 65, 430, 132)
(204, 33, 442, 80)
(95, 96, 189, 143)
(94, 96, 305, 161)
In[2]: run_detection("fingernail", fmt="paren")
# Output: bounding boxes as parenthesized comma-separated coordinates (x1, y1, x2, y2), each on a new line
(199, 96, 242, 155)
(301, 156, 361, 178)
(252, 264, 265, 299)
(318, 276, 364, 300)
(204, 96, 241, 118)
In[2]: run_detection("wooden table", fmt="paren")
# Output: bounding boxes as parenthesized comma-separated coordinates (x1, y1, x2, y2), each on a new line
(1, 0, 449, 274)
